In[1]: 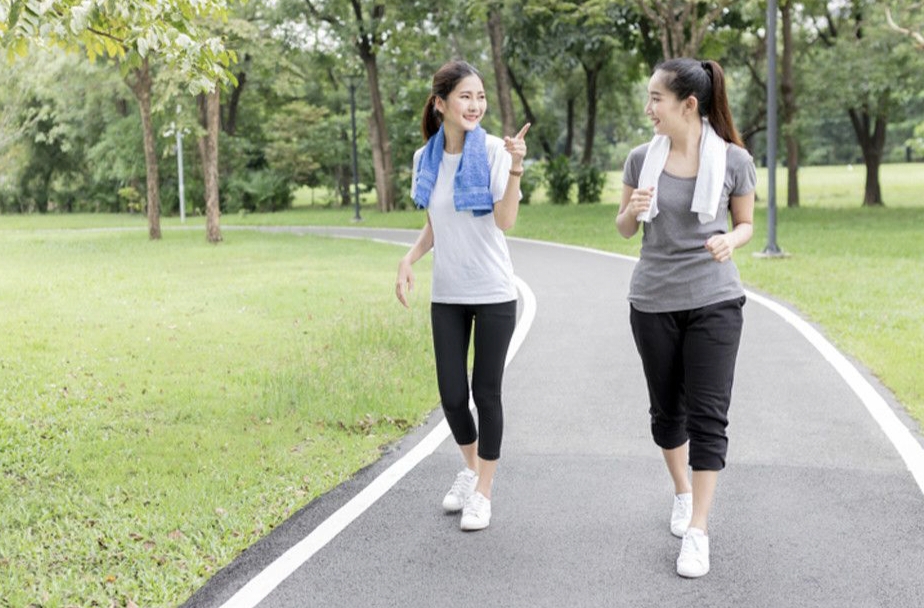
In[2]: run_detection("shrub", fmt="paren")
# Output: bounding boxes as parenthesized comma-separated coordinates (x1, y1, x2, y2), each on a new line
(518, 163, 540, 205)
(544, 155, 574, 205)
(576, 164, 606, 204)
(223, 170, 293, 213)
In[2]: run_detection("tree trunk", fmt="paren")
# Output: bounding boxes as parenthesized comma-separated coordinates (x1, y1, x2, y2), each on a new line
(564, 97, 575, 158)
(127, 58, 161, 240)
(781, 0, 800, 207)
(487, 5, 516, 136)
(198, 88, 223, 242)
(508, 67, 553, 157)
(224, 70, 246, 136)
(848, 102, 887, 207)
(360, 53, 396, 212)
(337, 162, 351, 207)
(581, 64, 599, 166)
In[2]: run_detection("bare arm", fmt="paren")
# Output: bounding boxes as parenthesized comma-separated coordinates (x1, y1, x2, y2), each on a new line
(493, 123, 531, 232)
(395, 215, 435, 307)
(704, 191, 754, 262)
(616, 183, 653, 239)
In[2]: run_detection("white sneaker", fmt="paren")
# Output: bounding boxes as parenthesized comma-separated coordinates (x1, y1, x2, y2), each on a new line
(671, 492, 693, 538)
(676, 527, 710, 578)
(442, 468, 478, 513)
(460, 492, 491, 531)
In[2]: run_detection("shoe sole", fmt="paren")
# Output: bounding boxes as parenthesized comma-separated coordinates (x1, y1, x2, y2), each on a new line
(677, 567, 709, 578)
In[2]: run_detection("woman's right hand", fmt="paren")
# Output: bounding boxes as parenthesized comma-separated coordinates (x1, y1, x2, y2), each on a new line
(627, 186, 654, 219)
(395, 258, 414, 308)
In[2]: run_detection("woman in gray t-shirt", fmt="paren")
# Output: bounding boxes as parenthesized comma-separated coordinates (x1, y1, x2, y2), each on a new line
(616, 58, 756, 579)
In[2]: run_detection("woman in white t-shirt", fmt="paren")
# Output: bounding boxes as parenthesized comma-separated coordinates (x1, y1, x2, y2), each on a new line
(395, 61, 529, 532)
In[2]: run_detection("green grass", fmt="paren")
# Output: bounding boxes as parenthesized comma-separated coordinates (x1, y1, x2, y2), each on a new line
(0, 228, 436, 606)
(0, 162, 921, 605)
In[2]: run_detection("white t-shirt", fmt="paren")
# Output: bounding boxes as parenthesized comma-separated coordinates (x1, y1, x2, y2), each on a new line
(411, 134, 519, 304)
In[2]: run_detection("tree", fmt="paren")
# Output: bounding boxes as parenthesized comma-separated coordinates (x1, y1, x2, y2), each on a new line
(806, 0, 924, 205)
(197, 88, 222, 242)
(303, 0, 401, 212)
(635, 0, 735, 58)
(486, 3, 517, 136)
(1, 0, 237, 238)
(885, 5, 924, 50)
(518, 1, 640, 166)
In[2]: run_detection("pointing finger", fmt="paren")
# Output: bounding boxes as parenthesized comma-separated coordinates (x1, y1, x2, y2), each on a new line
(515, 123, 531, 139)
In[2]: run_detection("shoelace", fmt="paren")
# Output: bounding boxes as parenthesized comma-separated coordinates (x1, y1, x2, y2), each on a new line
(449, 472, 475, 497)
(679, 533, 706, 561)
(465, 492, 489, 514)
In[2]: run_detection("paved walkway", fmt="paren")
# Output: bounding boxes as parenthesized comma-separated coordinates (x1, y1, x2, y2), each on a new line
(185, 227, 924, 608)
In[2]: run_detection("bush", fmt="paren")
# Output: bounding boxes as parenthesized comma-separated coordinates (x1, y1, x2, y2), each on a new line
(118, 187, 143, 214)
(576, 164, 606, 204)
(518, 163, 540, 205)
(544, 155, 574, 205)
(222, 170, 293, 213)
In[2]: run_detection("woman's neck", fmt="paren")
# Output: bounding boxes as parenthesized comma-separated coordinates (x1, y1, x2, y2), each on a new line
(670, 118, 703, 158)
(443, 125, 465, 154)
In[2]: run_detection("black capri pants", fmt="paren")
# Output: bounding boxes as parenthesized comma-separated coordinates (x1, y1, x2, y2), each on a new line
(629, 296, 745, 471)
(431, 300, 517, 461)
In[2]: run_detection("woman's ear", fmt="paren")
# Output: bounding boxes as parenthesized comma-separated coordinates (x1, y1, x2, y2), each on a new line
(433, 96, 445, 116)
(684, 95, 699, 116)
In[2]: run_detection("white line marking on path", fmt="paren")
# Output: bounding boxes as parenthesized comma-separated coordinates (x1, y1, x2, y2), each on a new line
(218, 274, 536, 608)
(743, 290, 924, 495)
(533, 238, 924, 496)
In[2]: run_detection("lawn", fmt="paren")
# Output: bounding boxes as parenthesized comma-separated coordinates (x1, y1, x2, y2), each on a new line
(0, 228, 436, 605)
(0, 162, 921, 605)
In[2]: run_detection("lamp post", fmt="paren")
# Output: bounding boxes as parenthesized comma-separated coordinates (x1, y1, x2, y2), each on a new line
(175, 106, 186, 224)
(760, 0, 784, 257)
(348, 76, 362, 222)
(164, 105, 187, 223)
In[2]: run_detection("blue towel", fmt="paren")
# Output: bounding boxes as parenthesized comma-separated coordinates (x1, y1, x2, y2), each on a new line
(413, 125, 494, 217)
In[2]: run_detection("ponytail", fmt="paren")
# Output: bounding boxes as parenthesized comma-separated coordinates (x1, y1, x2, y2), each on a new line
(655, 58, 744, 147)
(701, 60, 744, 147)
(420, 94, 441, 141)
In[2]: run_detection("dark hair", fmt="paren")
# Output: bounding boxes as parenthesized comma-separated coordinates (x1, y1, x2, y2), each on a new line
(654, 58, 744, 147)
(420, 61, 484, 141)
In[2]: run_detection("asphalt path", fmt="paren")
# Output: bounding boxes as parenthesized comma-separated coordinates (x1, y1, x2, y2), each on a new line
(185, 227, 924, 608)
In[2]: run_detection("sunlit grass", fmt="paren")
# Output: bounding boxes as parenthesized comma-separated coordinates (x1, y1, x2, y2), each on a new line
(0, 228, 435, 605)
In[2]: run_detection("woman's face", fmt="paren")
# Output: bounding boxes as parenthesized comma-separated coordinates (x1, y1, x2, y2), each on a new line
(436, 74, 486, 134)
(644, 70, 691, 137)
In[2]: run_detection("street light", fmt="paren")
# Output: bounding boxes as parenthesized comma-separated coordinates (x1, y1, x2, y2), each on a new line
(163, 105, 187, 223)
(348, 75, 362, 222)
(758, 0, 785, 258)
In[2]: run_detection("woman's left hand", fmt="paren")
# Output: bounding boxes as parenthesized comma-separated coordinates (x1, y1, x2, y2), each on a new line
(705, 233, 736, 263)
(504, 123, 531, 166)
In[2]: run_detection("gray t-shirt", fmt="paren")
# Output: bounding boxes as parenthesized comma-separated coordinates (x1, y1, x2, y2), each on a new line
(622, 142, 756, 313)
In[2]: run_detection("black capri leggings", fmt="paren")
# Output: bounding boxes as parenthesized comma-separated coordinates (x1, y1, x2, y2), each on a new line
(629, 296, 745, 471)
(431, 300, 517, 461)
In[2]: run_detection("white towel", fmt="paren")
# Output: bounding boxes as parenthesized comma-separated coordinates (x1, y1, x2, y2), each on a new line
(636, 117, 728, 224)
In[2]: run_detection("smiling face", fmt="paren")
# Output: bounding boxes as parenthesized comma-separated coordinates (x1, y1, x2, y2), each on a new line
(435, 74, 486, 135)
(644, 69, 696, 137)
